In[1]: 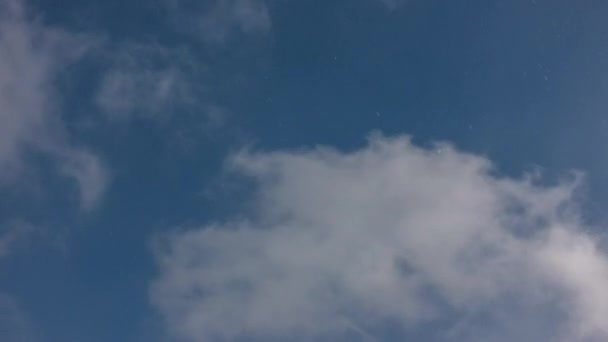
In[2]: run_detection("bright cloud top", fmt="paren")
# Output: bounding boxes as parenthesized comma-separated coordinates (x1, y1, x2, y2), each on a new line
(151, 135, 608, 341)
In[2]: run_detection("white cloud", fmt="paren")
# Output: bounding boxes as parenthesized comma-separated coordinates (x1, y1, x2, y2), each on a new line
(151, 134, 608, 341)
(0, 0, 107, 208)
(166, 0, 271, 44)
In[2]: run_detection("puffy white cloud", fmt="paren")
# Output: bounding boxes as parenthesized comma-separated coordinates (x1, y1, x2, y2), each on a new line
(0, 0, 107, 208)
(151, 134, 608, 341)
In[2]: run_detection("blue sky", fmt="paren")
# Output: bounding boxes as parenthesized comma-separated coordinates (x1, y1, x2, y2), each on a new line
(2, 0, 608, 341)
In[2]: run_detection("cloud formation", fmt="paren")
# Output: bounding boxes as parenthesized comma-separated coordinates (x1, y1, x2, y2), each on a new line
(0, 0, 107, 208)
(151, 135, 608, 341)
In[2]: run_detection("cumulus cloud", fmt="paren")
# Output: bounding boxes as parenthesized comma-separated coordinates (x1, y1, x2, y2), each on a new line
(0, 0, 107, 208)
(166, 0, 271, 44)
(151, 134, 608, 341)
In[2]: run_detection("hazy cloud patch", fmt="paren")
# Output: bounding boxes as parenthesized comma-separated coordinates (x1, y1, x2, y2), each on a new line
(166, 0, 271, 44)
(0, 0, 107, 208)
(95, 43, 202, 120)
(0, 294, 39, 342)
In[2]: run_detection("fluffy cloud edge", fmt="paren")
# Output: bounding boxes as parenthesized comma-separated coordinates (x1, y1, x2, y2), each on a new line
(150, 134, 608, 341)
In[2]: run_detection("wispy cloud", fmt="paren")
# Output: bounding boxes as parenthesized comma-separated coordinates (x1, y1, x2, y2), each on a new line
(378, 0, 408, 11)
(0, 219, 44, 342)
(0, 0, 107, 209)
(151, 134, 608, 341)
(0, 294, 39, 342)
(95, 43, 201, 120)
(164, 0, 403, 44)
(93, 41, 230, 153)
(0, 220, 38, 258)
(166, 0, 271, 44)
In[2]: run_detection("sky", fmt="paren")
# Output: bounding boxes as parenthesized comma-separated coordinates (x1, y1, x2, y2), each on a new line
(2, 0, 608, 341)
